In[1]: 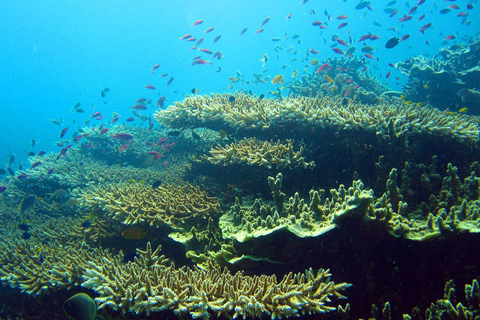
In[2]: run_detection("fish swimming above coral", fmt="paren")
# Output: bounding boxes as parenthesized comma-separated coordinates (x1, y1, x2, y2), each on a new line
(18, 194, 36, 218)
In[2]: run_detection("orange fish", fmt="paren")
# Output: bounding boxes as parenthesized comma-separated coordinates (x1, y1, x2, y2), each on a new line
(261, 17, 270, 27)
(240, 28, 247, 36)
(317, 63, 329, 73)
(255, 28, 264, 34)
(271, 75, 284, 84)
(117, 144, 128, 153)
(338, 22, 348, 29)
(145, 85, 156, 90)
(121, 227, 147, 240)
(337, 15, 348, 19)
(204, 27, 214, 33)
(192, 20, 203, 26)
(324, 75, 334, 83)
(150, 64, 159, 73)
(199, 48, 212, 54)
(180, 34, 192, 40)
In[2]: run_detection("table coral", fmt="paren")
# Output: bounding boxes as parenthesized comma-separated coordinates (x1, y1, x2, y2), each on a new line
(204, 138, 315, 169)
(76, 182, 219, 229)
(155, 93, 480, 143)
(219, 173, 373, 242)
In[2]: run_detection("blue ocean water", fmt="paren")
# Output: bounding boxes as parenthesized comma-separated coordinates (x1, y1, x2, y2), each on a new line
(0, 0, 478, 169)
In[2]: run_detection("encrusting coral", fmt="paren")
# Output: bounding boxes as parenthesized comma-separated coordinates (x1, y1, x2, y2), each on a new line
(155, 93, 480, 143)
(75, 182, 219, 229)
(81, 242, 352, 319)
(204, 137, 315, 169)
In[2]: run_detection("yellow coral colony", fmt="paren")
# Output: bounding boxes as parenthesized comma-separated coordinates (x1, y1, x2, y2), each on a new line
(81, 242, 352, 319)
(204, 138, 315, 169)
(75, 182, 219, 229)
(154, 93, 480, 143)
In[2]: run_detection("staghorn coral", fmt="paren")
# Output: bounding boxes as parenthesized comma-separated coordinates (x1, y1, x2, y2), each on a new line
(204, 137, 315, 170)
(75, 182, 219, 229)
(155, 93, 480, 144)
(0, 239, 117, 295)
(403, 279, 480, 319)
(219, 173, 373, 242)
(81, 242, 352, 319)
(17, 151, 170, 189)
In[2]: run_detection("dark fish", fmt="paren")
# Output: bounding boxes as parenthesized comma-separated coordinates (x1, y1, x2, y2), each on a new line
(18, 223, 29, 231)
(259, 94, 265, 100)
(228, 95, 235, 102)
(439, 8, 451, 14)
(167, 77, 174, 87)
(167, 130, 181, 137)
(355, 1, 370, 9)
(21, 231, 31, 240)
(8, 154, 15, 166)
(81, 220, 92, 228)
(385, 37, 400, 49)
(27, 151, 36, 156)
(75, 108, 85, 113)
(103, 87, 110, 92)
(63, 293, 97, 320)
(152, 180, 163, 188)
(74, 102, 81, 109)
(192, 131, 201, 140)
(6, 166, 14, 176)
(60, 127, 69, 138)
(19, 194, 37, 216)
(112, 133, 133, 140)
(101, 90, 106, 97)
(191, 88, 199, 94)
(0, 168, 6, 175)
(31, 139, 36, 148)
(342, 97, 349, 107)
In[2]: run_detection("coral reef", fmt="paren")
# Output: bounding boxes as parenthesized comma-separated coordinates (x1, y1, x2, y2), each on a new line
(0, 239, 116, 295)
(286, 56, 392, 105)
(397, 36, 480, 112)
(368, 160, 480, 241)
(204, 138, 315, 169)
(75, 182, 219, 229)
(82, 242, 351, 319)
(219, 173, 373, 242)
(155, 94, 480, 144)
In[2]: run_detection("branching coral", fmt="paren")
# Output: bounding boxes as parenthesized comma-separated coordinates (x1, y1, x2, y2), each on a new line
(0, 239, 117, 295)
(75, 182, 219, 229)
(82, 242, 352, 319)
(219, 173, 373, 242)
(204, 138, 315, 169)
(367, 160, 480, 241)
(155, 93, 480, 143)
